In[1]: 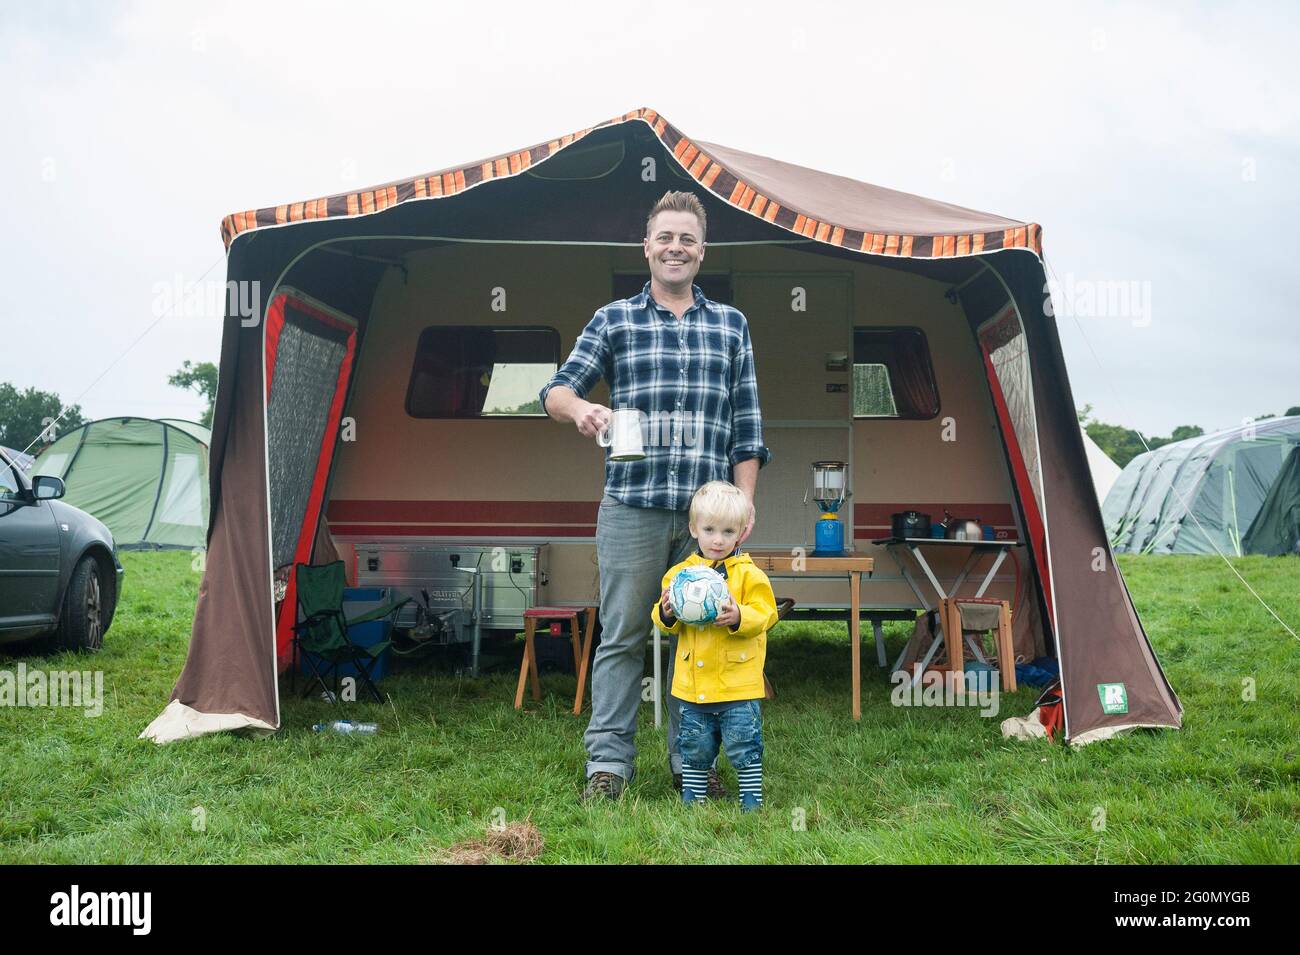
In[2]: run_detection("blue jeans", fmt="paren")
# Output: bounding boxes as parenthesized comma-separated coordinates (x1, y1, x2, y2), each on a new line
(585, 494, 697, 781)
(677, 698, 763, 771)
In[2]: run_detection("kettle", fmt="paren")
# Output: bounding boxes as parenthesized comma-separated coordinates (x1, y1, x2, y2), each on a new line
(941, 510, 983, 541)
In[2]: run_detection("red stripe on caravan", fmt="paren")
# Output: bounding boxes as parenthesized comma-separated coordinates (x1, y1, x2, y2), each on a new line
(329, 524, 596, 538)
(327, 500, 600, 523)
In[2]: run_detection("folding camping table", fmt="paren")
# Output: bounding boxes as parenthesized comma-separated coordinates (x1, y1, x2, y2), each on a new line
(871, 537, 1014, 684)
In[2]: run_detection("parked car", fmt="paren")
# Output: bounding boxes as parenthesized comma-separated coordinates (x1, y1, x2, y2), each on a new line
(0, 444, 124, 651)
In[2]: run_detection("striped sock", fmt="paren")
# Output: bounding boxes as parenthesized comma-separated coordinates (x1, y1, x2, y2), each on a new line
(736, 761, 763, 808)
(680, 767, 710, 803)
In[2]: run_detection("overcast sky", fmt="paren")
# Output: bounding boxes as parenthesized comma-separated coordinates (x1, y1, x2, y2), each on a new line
(2, 0, 1296, 444)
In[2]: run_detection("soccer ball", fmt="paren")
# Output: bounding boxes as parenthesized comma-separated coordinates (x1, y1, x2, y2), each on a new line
(670, 566, 730, 625)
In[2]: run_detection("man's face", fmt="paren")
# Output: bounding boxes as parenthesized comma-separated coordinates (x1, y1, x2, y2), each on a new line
(643, 210, 705, 292)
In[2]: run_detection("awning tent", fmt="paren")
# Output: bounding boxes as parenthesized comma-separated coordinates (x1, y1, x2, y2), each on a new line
(1103, 416, 1300, 555)
(33, 417, 211, 550)
(142, 107, 1180, 746)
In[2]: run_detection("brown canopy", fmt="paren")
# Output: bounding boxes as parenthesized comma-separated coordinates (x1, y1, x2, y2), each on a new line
(143, 107, 1179, 745)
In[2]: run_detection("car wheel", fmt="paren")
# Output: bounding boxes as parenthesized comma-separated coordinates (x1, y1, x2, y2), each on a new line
(57, 555, 105, 653)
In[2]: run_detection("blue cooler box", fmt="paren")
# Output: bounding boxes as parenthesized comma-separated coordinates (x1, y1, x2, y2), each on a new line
(299, 587, 394, 682)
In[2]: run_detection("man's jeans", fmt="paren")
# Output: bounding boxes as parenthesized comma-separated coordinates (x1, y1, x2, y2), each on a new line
(585, 493, 696, 781)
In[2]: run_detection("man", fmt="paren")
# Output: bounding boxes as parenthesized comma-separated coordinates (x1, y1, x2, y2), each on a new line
(539, 190, 770, 801)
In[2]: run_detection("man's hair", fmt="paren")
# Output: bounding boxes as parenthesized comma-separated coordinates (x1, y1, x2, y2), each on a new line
(689, 480, 749, 530)
(645, 191, 707, 242)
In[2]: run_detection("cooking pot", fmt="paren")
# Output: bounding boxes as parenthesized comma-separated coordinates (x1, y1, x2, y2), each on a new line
(891, 511, 931, 539)
(942, 510, 983, 541)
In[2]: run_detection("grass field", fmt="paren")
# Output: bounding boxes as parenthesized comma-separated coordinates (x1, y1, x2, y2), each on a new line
(1, 550, 1297, 863)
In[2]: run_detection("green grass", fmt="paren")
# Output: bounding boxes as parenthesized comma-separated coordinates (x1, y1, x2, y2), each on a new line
(1, 551, 1297, 863)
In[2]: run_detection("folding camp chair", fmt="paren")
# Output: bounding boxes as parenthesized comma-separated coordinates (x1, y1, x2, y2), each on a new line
(291, 561, 410, 704)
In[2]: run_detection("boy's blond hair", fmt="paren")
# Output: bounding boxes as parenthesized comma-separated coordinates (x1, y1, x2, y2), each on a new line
(646, 191, 707, 242)
(689, 481, 749, 530)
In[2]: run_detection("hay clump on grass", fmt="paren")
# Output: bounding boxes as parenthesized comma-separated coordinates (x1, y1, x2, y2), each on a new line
(433, 820, 544, 865)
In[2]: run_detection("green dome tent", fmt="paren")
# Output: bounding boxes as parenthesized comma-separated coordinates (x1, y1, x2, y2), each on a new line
(33, 417, 211, 550)
(1241, 445, 1300, 556)
(1103, 416, 1300, 555)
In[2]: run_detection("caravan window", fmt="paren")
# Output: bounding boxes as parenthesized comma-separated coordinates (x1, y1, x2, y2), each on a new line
(406, 326, 560, 418)
(852, 327, 940, 419)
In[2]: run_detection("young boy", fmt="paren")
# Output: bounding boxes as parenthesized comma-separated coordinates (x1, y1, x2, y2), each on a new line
(651, 481, 778, 811)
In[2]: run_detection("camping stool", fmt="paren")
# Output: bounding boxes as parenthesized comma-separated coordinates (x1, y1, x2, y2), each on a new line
(938, 596, 1017, 693)
(514, 606, 597, 715)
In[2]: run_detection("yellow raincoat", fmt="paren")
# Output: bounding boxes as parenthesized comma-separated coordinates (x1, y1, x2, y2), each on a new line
(651, 551, 778, 704)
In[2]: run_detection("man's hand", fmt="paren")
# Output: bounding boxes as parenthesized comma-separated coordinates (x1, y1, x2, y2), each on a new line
(574, 400, 612, 439)
(732, 458, 758, 545)
(714, 596, 740, 629)
(737, 500, 756, 546)
(543, 386, 611, 439)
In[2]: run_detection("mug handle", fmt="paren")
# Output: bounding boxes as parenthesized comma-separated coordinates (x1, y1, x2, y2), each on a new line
(596, 427, 611, 447)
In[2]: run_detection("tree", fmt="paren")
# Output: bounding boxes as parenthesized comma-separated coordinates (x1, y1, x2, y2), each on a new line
(1084, 421, 1149, 469)
(1168, 425, 1204, 443)
(1286, 406, 1300, 417)
(0, 383, 85, 452)
(168, 360, 219, 428)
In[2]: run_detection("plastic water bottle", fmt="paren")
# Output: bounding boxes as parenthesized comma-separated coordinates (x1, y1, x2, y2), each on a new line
(312, 719, 378, 735)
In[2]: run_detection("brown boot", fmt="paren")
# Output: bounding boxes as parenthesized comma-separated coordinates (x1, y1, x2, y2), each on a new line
(581, 771, 626, 802)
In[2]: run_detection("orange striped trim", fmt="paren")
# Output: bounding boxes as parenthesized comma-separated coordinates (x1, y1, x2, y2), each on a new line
(217, 107, 1044, 264)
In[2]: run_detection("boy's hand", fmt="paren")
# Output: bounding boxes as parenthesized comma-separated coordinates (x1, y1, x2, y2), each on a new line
(659, 586, 676, 622)
(714, 597, 740, 629)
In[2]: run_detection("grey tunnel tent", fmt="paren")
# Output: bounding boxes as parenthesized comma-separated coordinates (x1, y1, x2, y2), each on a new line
(33, 417, 212, 550)
(1103, 416, 1300, 556)
(142, 106, 1180, 745)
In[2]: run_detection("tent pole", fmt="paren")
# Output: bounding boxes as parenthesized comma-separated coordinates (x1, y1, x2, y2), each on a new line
(141, 421, 169, 546)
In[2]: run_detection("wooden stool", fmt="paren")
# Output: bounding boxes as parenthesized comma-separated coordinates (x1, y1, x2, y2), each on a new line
(514, 606, 597, 715)
(938, 596, 1017, 693)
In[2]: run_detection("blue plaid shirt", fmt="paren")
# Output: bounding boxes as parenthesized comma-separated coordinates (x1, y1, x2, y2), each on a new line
(540, 281, 770, 512)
